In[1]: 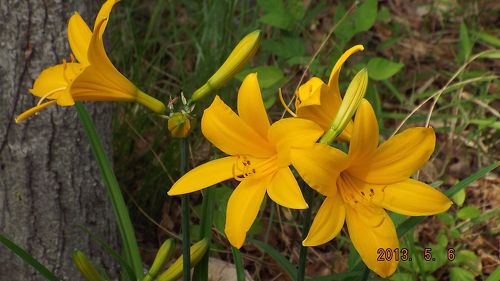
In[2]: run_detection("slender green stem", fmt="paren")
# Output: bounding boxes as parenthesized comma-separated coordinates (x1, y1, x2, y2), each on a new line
(179, 139, 191, 281)
(297, 186, 313, 281)
(231, 247, 245, 281)
(75, 103, 143, 280)
(192, 188, 215, 281)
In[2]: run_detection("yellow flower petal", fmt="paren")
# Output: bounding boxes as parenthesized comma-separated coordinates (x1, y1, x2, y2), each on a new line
(295, 77, 325, 108)
(71, 18, 138, 101)
(378, 179, 452, 216)
(94, 0, 118, 35)
(67, 12, 92, 65)
(267, 118, 323, 166)
(237, 73, 270, 139)
(201, 96, 274, 158)
(225, 176, 269, 248)
(29, 63, 83, 102)
(303, 195, 345, 246)
(295, 83, 353, 142)
(15, 100, 57, 123)
(327, 45, 364, 88)
(346, 206, 398, 278)
(168, 156, 237, 195)
(267, 168, 307, 209)
(349, 127, 436, 184)
(290, 144, 347, 197)
(348, 99, 379, 164)
(296, 83, 340, 130)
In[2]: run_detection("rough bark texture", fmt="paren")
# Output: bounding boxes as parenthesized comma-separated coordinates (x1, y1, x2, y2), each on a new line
(0, 1, 119, 280)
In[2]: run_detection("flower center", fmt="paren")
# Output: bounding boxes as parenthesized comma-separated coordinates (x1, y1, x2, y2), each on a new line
(337, 172, 386, 227)
(232, 155, 277, 181)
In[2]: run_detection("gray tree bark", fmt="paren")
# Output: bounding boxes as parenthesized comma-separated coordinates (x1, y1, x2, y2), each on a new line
(0, 1, 119, 280)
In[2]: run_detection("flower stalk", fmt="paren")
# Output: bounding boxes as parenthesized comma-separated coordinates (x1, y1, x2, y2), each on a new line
(180, 139, 190, 281)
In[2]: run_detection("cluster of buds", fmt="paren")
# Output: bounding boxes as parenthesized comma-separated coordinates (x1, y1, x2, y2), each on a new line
(72, 239, 209, 281)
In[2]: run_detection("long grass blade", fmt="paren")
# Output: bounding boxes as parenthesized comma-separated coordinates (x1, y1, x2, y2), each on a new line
(75, 102, 143, 279)
(192, 188, 215, 281)
(0, 234, 60, 281)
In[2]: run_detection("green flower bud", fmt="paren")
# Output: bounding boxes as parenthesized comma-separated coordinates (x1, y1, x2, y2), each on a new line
(191, 30, 262, 102)
(157, 239, 209, 281)
(144, 239, 175, 281)
(72, 250, 107, 281)
(320, 68, 368, 144)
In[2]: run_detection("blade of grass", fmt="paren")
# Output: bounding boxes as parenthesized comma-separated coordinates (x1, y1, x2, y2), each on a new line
(249, 238, 297, 280)
(179, 139, 190, 281)
(75, 102, 143, 279)
(0, 234, 60, 281)
(231, 246, 245, 281)
(192, 188, 215, 281)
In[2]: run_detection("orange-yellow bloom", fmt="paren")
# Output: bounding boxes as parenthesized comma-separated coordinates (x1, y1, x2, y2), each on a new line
(292, 45, 364, 141)
(168, 73, 323, 248)
(291, 99, 452, 277)
(16, 0, 164, 123)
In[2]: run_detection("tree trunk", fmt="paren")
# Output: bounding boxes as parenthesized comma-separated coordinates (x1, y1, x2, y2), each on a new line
(0, 1, 119, 280)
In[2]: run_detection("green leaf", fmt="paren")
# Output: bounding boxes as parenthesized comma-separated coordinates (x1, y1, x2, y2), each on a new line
(472, 31, 500, 47)
(367, 57, 404, 80)
(444, 161, 499, 198)
(212, 186, 232, 234)
(452, 250, 480, 269)
(333, 3, 356, 43)
(377, 6, 391, 23)
(458, 21, 473, 63)
(486, 266, 500, 281)
(457, 206, 481, 220)
(353, 0, 378, 32)
(451, 188, 466, 206)
(257, 0, 293, 30)
(261, 37, 306, 60)
(449, 267, 475, 281)
(76, 103, 143, 279)
(249, 238, 297, 279)
(437, 213, 455, 225)
(236, 66, 284, 88)
(0, 234, 60, 281)
(389, 272, 413, 281)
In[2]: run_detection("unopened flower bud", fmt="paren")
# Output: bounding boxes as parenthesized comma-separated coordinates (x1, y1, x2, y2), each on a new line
(144, 239, 175, 281)
(168, 112, 191, 138)
(320, 68, 368, 144)
(72, 250, 107, 281)
(157, 239, 209, 281)
(191, 30, 261, 102)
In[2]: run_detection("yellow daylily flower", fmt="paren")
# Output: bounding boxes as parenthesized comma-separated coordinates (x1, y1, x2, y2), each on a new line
(290, 99, 452, 277)
(293, 45, 364, 141)
(16, 0, 165, 123)
(168, 73, 323, 248)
